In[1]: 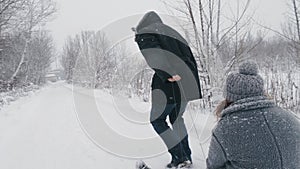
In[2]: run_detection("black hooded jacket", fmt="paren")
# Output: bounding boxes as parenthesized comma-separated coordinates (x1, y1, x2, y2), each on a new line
(135, 11, 202, 104)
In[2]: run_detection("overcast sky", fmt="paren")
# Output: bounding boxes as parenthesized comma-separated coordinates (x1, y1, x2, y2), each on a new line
(47, 0, 288, 50)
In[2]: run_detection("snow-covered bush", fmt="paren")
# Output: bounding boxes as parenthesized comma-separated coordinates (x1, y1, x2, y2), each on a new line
(0, 83, 40, 109)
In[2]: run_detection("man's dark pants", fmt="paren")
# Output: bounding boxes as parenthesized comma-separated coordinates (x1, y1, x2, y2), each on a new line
(150, 101, 191, 161)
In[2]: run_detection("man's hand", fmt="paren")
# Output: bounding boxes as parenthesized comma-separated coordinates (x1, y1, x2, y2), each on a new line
(168, 75, 181, 82)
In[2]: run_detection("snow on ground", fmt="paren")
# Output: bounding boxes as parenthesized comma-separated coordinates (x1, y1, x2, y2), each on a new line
(0, 82, 216, 169)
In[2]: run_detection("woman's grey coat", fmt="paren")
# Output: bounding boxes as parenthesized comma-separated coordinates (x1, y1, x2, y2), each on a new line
(207, 96, 300, 169)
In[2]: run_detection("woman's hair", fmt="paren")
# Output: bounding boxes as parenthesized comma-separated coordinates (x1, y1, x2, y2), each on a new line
(215, 99, 232, 118)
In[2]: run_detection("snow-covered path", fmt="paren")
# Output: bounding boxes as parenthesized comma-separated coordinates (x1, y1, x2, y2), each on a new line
(0, 82, 216, 169)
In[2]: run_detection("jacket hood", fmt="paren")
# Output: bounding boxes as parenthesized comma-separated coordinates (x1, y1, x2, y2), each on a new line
(221, 96, 275, 117)
(136, 11, 163, 33)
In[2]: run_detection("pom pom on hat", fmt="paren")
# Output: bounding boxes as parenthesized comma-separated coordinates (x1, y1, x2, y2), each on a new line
(239, 61, 258, 75)
(224, 61, 264, 102)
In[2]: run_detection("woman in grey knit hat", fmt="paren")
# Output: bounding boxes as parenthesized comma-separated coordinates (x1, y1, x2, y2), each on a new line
(206, 61, 300, 169)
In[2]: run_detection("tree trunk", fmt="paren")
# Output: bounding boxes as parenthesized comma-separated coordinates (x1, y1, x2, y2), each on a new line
(10, 38, 29, 81)
(292, 0, 300, 41)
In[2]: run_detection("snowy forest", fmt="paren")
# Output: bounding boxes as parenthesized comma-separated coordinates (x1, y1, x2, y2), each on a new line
(0, 0, 56, 106)
(0, 0, 300, 169)
(0, 0, 299, 112)
(60, 0, 300, 113)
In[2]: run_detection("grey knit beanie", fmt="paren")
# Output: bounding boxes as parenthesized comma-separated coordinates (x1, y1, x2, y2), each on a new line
(224, 61, 264, 102)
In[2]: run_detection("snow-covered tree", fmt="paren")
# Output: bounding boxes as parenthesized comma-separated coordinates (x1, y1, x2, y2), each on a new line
(62, 31, 116, 89)
(0, 0, 56, 90)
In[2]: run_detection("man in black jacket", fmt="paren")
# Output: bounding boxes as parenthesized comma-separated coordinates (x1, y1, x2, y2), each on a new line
(134, 11, 202, 168)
